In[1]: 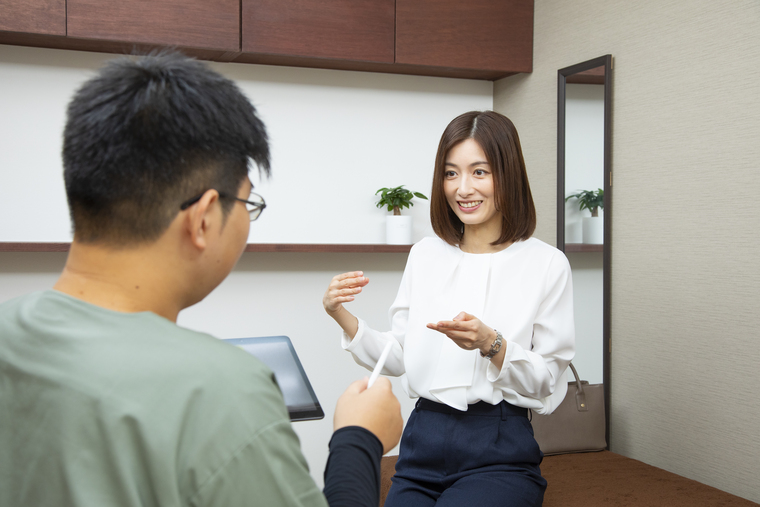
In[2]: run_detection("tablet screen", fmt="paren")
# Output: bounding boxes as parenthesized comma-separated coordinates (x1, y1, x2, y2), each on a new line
(225, 336, 324, 422)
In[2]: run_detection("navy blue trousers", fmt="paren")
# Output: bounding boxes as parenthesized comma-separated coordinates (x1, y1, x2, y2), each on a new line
(384, 398, 546, 507)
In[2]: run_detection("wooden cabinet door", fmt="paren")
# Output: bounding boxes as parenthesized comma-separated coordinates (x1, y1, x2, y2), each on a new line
(67, 0, 239, 51)
(396, 0, 533, 73)
(243, 0, 394, 63)
(0, 0, 65, 35)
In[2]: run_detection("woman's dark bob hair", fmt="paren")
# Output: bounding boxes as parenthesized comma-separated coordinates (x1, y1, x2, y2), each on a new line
(430, 111, 536, 247)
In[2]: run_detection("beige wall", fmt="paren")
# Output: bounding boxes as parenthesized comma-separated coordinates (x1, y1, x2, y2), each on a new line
(494, 1, 760, 502)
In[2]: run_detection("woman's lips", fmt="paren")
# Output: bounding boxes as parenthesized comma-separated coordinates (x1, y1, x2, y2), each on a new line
(458, 200, 482, 212)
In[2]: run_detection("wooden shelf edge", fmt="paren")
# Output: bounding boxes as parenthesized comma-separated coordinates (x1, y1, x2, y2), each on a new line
(0, 242, 412, 254)
(244, 243, 412, 253)
(0, 242, 71, 252)
(565, 243, 603, 253)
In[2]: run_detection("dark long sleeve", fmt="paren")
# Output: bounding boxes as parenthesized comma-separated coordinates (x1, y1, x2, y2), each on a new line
(323, 426, 384, 507)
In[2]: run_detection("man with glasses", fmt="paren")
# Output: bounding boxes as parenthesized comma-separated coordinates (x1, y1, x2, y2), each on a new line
(0, 52, 402, 507)
(180, 189, 267, 222)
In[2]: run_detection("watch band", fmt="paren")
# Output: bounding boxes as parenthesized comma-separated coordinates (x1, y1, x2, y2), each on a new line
(480, 329, 503, 360)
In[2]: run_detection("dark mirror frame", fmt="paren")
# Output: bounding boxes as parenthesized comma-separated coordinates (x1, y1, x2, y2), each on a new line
(557, 54, 613, 446)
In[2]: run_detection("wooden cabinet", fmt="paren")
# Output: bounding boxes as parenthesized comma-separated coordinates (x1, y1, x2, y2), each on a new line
(67, 0, 239, 51)
(0, 0, 534, 80)
(396, 0, 533, 75)
(0, 0, 65, 35)
(243, 0, 394, 63)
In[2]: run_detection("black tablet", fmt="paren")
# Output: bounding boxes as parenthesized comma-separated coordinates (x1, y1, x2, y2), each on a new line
(225, 336, 325, 422)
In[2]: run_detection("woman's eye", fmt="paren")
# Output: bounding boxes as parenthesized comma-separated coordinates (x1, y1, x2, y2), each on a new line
(445, 170, 457, 178)
(474, 169, 487, 176)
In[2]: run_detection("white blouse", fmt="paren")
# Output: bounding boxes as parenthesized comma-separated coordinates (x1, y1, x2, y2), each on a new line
(342, 236, 575, 414)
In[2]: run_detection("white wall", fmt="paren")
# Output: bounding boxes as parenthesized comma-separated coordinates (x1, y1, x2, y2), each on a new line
(0, 44, 493, 486)
(0, 45, 493, 244)
(494, 1, 760, 502)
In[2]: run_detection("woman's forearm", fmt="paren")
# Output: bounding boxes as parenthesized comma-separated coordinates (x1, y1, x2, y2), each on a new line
(323, 272, 369, 340)
(327, 306, 360, 340)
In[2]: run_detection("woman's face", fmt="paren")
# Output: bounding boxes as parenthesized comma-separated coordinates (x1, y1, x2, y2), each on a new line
(443, 138, 501, 231)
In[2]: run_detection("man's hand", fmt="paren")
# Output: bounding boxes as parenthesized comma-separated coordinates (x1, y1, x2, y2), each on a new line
(334, 377, 402, 454)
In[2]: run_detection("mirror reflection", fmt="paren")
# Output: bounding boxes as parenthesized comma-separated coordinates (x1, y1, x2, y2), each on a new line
(563, 65, 605, 385)
(564, 66, 605, 248)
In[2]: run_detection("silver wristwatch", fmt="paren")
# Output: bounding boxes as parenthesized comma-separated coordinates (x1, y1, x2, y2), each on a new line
(480, 329, 503, 360)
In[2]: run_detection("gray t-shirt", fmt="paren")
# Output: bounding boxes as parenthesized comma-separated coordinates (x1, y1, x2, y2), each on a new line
(0, 290, 329, 507)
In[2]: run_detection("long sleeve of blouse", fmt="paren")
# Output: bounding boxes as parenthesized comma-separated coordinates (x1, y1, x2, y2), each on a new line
(342, 237, 575, 415)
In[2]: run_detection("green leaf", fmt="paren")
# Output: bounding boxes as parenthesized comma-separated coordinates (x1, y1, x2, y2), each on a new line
(565, 188, 604, 214)
(375, 184, 429, 214)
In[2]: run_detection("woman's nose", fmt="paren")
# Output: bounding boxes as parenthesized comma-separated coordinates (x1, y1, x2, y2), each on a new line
(458, 175, 473, 196)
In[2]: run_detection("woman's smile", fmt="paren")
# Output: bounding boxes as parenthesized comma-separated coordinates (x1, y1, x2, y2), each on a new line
(444, 139, 501, 232)
(458, 200, 483, 211)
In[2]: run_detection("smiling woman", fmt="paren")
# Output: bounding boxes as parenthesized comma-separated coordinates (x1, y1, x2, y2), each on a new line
(431, 111, 536, 251)
(442, 138, 501, 246)
(323, 110, 575, 507)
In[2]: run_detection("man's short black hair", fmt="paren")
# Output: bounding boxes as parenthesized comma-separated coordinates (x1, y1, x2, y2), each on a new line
(62, 51, 270, 245)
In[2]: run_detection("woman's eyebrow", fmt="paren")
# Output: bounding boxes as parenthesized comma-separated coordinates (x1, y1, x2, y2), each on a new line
(445, 160, 489, 166)
(445, 161, 489, 168)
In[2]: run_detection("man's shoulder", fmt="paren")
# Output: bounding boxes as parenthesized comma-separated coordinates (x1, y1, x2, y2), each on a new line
(0, 294, 294, 505)
(0, 290, 45, 315)
(0, 289, 288, 437)
(0, 289, 276, 397)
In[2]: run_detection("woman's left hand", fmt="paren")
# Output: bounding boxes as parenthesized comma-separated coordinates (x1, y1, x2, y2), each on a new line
(427, 312, 496, 355)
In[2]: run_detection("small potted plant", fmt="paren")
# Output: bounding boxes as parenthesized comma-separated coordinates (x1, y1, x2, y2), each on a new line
(375, 185, 428, 244)
(565, 188, 604, 244)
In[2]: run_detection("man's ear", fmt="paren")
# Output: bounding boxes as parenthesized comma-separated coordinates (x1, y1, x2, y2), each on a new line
(185, 190, 221, 251)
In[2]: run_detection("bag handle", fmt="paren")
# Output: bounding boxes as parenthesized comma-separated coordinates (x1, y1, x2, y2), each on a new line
(568, 363, 588, 413)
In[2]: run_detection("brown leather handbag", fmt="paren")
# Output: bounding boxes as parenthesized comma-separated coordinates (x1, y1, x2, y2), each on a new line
(530, 363, 607, 455)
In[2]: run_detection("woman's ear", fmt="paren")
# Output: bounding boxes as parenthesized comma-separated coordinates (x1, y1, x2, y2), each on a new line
(185, 190, 220, 251)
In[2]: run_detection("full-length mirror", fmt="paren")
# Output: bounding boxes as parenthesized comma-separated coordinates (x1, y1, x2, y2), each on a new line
(557, 55, 612, 441)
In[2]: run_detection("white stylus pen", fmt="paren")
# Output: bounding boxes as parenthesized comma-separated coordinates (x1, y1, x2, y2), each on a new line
(367, 341, 394, 388)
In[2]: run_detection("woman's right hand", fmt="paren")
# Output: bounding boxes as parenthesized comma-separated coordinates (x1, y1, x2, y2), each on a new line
(323, 271, 369, 315)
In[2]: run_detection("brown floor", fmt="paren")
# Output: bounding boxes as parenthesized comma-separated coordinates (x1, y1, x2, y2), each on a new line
(380, 451, 758, 506)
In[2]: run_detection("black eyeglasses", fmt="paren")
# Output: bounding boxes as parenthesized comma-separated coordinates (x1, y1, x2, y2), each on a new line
(179, 190, 267, 221)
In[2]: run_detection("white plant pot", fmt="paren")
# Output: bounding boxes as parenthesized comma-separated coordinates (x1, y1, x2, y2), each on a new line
(386, 215, 413, 245)
(582, 216, 604, 244)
